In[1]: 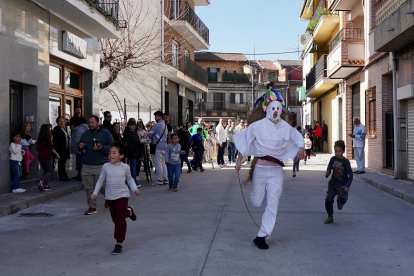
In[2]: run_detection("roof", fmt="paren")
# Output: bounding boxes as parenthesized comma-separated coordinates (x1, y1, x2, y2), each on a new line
(274, 60, 303, 67)
(258, 60, 278, 71)
(195, 52, 248, 62)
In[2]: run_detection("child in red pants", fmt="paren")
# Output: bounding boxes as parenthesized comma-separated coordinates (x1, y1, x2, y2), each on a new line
(92, 141, 140, 255)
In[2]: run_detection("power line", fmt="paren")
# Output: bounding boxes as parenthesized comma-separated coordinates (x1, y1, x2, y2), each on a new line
(244, 50, 301, 56)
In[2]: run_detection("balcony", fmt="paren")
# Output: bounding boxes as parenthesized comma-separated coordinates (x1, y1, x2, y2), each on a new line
(32, 0, 122, 38)
(194, 101, 249, 112)
(374, 0, 414, 52)
(328, 0, 360, 11)
(327, 28, 365, 79)
(167, 1, 209, 49)
(163, 54, 208, 93)
(312, 11, 340, 45)
(222, 73, 251, 83)
(305, 55, 339, 98)
(193, 0, 211, 5)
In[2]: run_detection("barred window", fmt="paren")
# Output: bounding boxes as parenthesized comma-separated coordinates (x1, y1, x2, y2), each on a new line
(366, 88, 376, 137)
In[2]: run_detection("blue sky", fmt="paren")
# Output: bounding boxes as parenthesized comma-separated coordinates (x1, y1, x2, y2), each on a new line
(196, 0, 308, 61)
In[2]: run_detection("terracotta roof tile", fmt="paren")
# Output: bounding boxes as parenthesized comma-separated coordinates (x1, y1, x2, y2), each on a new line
(258, 60, 278, 70)
(195, 52, 248, 62)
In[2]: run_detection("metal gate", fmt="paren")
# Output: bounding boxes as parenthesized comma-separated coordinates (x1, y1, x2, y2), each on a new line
(407, 100, 414, 180)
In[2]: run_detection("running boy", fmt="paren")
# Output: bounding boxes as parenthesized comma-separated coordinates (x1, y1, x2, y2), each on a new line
(165, 133, 183, 191)
(324, 140, 353, 224)
(91, 141, 140, 255)
(304, 132, 312, 165)
(189, 127, 205, 172)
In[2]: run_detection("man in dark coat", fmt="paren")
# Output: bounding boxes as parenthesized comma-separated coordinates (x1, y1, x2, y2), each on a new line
(53, 116, 71, 181)
(102, 111, 114, 135)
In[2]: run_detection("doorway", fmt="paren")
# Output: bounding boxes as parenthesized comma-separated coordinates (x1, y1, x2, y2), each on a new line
(10, 83, 23, 135)
(385, 113, 394, 169)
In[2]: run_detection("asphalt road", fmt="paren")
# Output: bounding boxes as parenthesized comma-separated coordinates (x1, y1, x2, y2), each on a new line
(1, 155, 414, 276)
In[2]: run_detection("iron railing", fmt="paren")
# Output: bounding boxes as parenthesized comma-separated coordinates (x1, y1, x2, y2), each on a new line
(85, 0, 126, 28)
(329, 28, 364, 52)
(222, 73, 250, 82)
(306, 55, 327, 91)
(168, 1, 209, 44)
(194, 101, 249, 111)
(165, 54, 208, 86)
(208, 73, 218, 82)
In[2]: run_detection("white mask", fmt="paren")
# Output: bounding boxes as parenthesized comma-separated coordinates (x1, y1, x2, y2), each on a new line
(266, 101, 282, 125)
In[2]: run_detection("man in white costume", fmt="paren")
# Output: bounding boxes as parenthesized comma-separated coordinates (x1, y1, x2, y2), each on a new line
(234, 99, 305, 250)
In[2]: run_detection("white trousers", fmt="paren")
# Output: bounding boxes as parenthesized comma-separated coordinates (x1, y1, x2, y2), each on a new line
(250, 165, 284, 238)
(152, 150, 168, 182)
(354, 147, 365, 172)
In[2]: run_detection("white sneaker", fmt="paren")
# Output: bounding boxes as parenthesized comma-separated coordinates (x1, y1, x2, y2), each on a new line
(136, 184, 142, 188)
(12, 188, 26, 193)
(151, 181, 162, 186)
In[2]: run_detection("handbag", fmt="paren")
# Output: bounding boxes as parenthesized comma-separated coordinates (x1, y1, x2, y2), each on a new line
(150, 125, 167, 154)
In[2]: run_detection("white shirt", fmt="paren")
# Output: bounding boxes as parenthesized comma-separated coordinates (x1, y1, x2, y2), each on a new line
(234, 118, 305, 162)
(215, 123, 227, 144)
(353, 123, 367, 148)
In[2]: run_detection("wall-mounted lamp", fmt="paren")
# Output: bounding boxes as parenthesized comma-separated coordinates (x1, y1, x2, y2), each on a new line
(388, 28, 394, 32)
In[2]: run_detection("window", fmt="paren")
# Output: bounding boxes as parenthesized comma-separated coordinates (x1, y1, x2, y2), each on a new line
(268, 72, 276, 81)
(65, 71, 80, 89)
(172, 41, 179, 68)
(49, 65, 61, 85)
(366, 88, 376, 137)
(230, 93, 243, 104)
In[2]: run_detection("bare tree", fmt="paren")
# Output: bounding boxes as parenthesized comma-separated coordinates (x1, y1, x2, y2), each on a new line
(99, 0, 195, 90)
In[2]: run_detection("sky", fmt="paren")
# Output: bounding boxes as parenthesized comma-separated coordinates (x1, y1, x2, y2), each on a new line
(196, 0, 308, 61)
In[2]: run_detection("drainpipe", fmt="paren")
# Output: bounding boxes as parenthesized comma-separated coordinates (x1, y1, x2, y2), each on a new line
(161, 0, 165, 112)
(391, 52, 399, 179)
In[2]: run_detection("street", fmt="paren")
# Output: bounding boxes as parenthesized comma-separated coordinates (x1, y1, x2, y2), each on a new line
(1, 155, 414, 276)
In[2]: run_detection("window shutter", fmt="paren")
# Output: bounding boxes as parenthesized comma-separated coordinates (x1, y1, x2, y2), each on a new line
(240, 93, 244, 103)
(230, 93, 235, 103)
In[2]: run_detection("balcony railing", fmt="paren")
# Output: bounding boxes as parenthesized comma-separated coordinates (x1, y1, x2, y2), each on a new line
(222, 73, 250, 82)
(329, 28, 364, 52)
(168, 1, 209, 43)
(208, 73, 218, 82)
(166, 54, 208, 86)
(85, 0, 126, 28)
(306, 55, 327, 91)
(195, 101, 249, 111)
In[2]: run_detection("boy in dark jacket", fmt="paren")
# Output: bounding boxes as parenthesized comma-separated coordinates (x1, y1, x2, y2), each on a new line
(189, 128, 204, 172)
(324, 140, 353, 224)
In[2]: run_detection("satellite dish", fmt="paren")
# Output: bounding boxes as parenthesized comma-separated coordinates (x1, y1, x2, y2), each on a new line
(300, 34, 308, 45)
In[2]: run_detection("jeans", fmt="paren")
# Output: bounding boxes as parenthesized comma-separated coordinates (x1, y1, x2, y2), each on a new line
(180, 150, 191, 170)
(227, 143, 232, 163)
(167, 163, 181, 186)
(229, 142, 236, 163)
(325, 182, 348, 216)
(193, 149, 203, 169)
(217, 142, 227, 165)
(75, 153, 83, 177)
(39, 160, 53, 184)
(313, 137, 319, 152)
(10, 160, 22, 190)
(129, 158, 138, 183)
(354, 147, 365, 172)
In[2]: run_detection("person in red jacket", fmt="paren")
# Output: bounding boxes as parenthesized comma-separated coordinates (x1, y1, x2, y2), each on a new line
(314, 121, 322, 152)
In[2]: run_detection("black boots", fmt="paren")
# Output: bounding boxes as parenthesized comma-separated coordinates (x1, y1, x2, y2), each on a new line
(253, 236, 269, 250)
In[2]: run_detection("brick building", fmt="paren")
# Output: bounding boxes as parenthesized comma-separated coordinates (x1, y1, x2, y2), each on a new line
(194, 52, 252, 123)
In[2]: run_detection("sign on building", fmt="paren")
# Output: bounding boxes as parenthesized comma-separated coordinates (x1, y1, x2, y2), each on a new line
(62, 31, 87, 59)
(178, 84, 185, 97)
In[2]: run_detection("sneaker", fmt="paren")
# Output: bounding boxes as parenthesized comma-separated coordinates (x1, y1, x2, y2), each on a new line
(12, 188, 26, 193)
(353, 170, 360, 173)
(293, 172, 296, 177)
(253, 236, 269, 250)
(193, 168, 198, 171)
(187, 169, 192, 173)
(163, 180, 168, 185)
(149, 168, 155, 172)
(337, 201, 343, 210)
(112, 244, 123, 255)
(136, 183, 142, 188)
(173, 185, 178, 192)
(43, 185, 51, 191)
(104, 201, 109, 209)
(75, 176, 82, 181)
(200, 168, 205, 172)
(169, 186, 173, 190)
(37, 180, 44, 191)
(324, 216, 334, 224)
(127, 206, 136, 221)
(84, 208, 97, 215)
(304, 161, 306, 165)
(152, 181, 163, 186)
(358, 171, 365, 174)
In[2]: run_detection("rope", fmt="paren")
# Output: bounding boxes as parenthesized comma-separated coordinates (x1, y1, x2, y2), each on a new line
(237, 171, 292, 252)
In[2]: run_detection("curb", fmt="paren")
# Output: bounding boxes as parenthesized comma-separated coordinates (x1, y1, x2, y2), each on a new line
(0, 182, 84, 218)
(358, 174, 414, 205)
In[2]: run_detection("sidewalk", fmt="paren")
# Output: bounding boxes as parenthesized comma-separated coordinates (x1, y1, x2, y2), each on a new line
(1, 152, 414, 217)
(316, 152, 414, 204)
